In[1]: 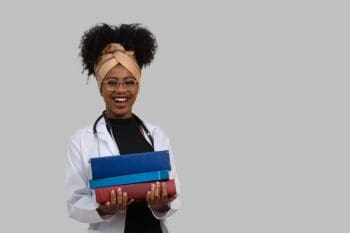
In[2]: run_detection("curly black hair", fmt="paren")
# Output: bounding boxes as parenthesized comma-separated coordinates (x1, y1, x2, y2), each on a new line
(79, 23, 158, 76)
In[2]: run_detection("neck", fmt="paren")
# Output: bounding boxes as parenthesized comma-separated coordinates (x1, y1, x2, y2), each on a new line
(104, 110, 132, 119)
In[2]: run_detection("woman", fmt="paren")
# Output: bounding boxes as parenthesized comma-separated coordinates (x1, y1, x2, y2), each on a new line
(65, 23, 181, 233)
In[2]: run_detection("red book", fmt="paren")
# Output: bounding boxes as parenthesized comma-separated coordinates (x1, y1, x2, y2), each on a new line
(95, 179, 176, 203)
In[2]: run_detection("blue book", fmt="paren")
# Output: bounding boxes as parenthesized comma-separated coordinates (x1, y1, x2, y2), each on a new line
(89, 170, 169, 189)
(90, 150, 170, 179)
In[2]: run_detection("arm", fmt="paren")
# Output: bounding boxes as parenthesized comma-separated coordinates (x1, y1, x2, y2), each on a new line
(65, 134, 113, 223)
(147, 132, 181, 219)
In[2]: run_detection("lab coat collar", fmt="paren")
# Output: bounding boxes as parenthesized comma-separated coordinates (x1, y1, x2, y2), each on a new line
(87, 116, 108, 134)
(87, 114, 156, 136)
(86, 117, 113, 144)
(86, 114, 157, 150)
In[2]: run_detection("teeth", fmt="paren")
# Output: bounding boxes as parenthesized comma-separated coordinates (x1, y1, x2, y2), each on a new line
(114, 98, 127, 102)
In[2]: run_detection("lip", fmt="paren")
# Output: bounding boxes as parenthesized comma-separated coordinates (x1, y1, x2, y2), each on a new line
(113, 101, 127, 108)
(112, 96, 129, 108)
(113, 95, 129, 99)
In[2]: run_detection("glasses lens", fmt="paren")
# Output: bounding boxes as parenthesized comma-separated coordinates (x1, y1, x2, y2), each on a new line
(124, 79, 137, 89)
(106, 79, 118, 90)
(103, 78, 137, 90)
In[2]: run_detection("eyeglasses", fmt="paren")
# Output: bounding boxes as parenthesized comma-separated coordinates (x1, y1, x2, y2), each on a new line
(101, 78, 139, 91)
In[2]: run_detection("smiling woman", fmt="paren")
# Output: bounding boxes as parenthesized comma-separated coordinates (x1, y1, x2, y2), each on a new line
(101, 65, 139, 119)
(65, 23, 181, 233)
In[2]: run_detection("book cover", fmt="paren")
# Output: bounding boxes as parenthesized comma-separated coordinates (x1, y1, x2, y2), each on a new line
(89, 170, 169, 189)
(90, 150, 171, 179)
(95, 179, 176, 203)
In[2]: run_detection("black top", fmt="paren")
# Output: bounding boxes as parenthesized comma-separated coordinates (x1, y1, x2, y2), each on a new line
(106, 116, 162, 233)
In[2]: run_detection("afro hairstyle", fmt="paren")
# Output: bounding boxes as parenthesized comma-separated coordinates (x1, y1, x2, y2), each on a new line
(79, 23, 158, 76)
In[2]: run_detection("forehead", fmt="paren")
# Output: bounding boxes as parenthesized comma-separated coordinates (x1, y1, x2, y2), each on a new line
(105, 64, 133, 79)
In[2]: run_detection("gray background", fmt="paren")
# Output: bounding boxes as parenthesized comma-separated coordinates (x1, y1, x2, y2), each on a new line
(0, 0, 348, 232)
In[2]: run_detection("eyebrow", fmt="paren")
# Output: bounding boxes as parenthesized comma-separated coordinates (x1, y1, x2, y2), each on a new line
(105, 76, 135, 80)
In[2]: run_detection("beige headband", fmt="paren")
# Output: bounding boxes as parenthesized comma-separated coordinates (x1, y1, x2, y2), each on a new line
(94, 43, 141, 89)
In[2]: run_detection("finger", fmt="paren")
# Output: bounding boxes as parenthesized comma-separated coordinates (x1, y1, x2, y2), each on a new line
(154, 182, 160, 199)
(161, 182, 168, 198)
(146, 191, 151, 203)
(105, 201, 111, 207)
(150, 184, 155, 201)
(110, 190, 116, 205)
(127, 199, 134, 205)
(117, 188, 123, 204)
(122, 192, 128, 208)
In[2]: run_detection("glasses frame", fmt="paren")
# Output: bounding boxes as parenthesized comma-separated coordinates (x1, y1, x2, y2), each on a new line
(101, 78, 139, 91)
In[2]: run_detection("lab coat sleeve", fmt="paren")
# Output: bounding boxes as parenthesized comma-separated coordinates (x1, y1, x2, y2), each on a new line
(149, 132, 181, 220)
(65, 133, 113, 223)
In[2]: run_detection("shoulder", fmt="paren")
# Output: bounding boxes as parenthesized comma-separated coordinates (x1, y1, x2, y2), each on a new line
(143, 120, 169, 139)
(142, 119, 172, 151)
(69, 115, 108, 140)
(68, 123, 95, 144)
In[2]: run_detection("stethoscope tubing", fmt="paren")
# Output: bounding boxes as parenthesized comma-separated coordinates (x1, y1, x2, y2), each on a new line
(92, 111, 154, 154)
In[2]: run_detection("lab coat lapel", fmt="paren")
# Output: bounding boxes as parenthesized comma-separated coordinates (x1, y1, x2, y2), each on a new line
(93, 117, 120, 155)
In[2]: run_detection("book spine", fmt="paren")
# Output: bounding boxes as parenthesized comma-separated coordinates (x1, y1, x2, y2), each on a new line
(95, 179, 176, 203)
(91, 150, 170, 179)
(89, 170, 169, 189)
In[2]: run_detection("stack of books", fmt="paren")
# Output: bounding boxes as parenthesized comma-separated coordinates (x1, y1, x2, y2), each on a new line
(89, 150, 177, 203)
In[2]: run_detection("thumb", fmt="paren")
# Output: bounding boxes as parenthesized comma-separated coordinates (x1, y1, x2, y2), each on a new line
(168, 194, 178, 202)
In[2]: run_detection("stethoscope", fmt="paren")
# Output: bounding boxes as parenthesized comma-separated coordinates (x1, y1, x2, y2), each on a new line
(92, 111, 154, 156)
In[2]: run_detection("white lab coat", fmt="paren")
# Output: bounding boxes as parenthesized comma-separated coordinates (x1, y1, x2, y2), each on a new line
(65, 117, 181, 233)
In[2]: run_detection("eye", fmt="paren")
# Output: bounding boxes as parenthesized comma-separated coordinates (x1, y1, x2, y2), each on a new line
(106, 79, 118, 86)
(124, 79, 137, 87)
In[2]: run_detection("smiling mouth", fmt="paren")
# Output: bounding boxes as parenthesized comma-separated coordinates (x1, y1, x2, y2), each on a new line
(112, 97, 129, 107)
(113, 97, 128, 103)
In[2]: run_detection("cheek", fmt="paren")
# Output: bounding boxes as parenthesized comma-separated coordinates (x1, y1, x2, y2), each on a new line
(130, 88, 139, 100)
(101, 91, 112, 104)
(134, 86, 140, 97)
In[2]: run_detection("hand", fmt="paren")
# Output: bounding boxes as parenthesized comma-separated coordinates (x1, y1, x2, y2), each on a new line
(97, 188, 134, 216)
(146, 181, 177, 212)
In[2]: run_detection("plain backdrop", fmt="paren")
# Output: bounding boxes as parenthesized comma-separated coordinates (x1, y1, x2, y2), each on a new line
(0, 0, 349, 232)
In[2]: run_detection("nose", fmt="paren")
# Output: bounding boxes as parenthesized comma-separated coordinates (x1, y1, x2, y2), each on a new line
(115, 82, 127, 92)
